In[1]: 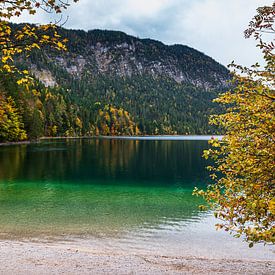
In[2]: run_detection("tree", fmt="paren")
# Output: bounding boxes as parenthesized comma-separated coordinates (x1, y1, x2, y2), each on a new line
(0, 92, 26, 141)
(0, 1, 77, 142)
(0, 0, 78, 82)
(194, 3, 275, 246)
(28, 108, 44, 139)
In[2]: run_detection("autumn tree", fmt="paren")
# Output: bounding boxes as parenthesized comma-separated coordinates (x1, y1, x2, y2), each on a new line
(0, 0, 78, 83)
(95, 104, 140, 136)
(194, 3, 275, 245)
(0, 92, 26, 141)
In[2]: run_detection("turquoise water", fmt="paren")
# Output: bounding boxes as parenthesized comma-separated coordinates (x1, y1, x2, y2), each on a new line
(0, 138, 273, 260)
(0, 138, 207, 237)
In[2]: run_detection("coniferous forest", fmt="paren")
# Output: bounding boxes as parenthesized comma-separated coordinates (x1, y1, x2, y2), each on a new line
(0, 27, 230, 142)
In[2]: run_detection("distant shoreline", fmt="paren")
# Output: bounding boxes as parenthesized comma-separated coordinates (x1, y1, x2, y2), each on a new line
(0, 140, 38, 146)
(0, 135, 223, 146)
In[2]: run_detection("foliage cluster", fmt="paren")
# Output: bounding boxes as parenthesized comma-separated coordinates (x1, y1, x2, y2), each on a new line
(194, 3, 275, 245)
(0, 90, 26, 141)
(0, 1, 78, 82)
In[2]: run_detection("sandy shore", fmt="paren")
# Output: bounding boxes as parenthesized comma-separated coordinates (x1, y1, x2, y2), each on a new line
(0, 239, 274, 275)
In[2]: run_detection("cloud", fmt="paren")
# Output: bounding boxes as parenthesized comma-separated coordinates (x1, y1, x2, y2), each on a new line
(174, 0, 272, 66)
(12, 0, 273, 67)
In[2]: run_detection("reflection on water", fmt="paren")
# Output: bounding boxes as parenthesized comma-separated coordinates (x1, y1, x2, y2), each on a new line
(0, 138, 273, 260)
(0, 138, 209, 185)
(0, 138, 208, 237)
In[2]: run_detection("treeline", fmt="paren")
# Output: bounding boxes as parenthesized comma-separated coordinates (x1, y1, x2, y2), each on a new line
(0, 72, 221, 142)
(74, 74, 222, 135)
(0, 74, 140, 142)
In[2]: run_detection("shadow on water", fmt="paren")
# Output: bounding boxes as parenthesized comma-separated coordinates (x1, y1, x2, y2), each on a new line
(0, 138, 209, 238)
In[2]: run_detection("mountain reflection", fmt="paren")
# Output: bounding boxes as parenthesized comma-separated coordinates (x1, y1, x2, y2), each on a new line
(0, 138, 208, 186)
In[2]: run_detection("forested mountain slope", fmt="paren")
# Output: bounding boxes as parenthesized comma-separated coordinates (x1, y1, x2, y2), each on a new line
(0, 27, 231, 141)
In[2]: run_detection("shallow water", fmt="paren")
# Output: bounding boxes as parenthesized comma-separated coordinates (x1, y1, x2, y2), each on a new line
(0, 137, 273, 260)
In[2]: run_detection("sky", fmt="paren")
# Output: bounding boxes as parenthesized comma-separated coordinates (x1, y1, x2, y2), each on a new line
(12, 0, 273, 67)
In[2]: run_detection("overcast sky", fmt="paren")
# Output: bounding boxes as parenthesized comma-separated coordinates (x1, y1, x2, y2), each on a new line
(13, 0, 273, 67)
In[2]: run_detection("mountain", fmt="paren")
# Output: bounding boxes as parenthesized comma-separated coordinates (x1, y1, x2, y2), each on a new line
(1, 27, 231, 141)
(29, 29, 229, 90)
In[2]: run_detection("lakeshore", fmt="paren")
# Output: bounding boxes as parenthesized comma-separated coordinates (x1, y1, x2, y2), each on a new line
(0, 237, 274, 275)
(0, 134, 223, 146)
(0, 137, 273, 274)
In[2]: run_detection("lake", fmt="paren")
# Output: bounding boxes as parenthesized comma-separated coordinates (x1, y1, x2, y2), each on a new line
(0, 137, 273, 260)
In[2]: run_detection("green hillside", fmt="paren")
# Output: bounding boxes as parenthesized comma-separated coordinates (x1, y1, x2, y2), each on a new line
(0, 27, 230, 141)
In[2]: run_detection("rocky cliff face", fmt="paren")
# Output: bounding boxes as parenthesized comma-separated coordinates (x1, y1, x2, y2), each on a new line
(29, 29, 230, 90)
